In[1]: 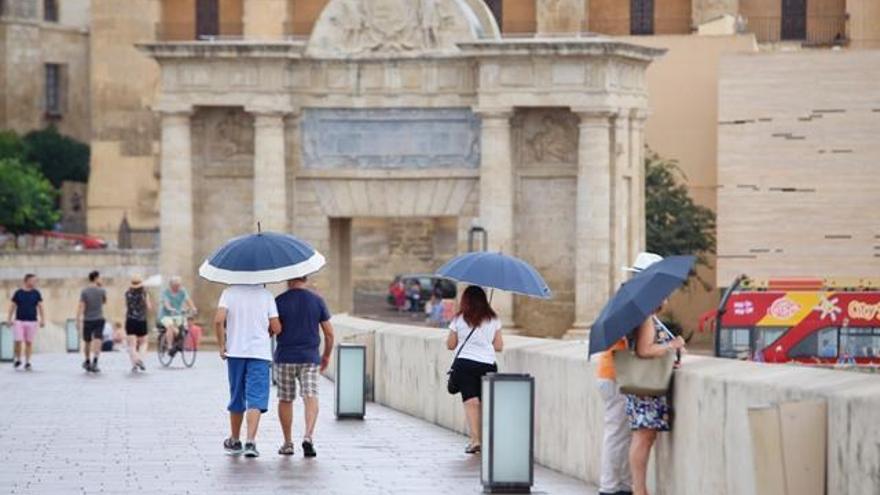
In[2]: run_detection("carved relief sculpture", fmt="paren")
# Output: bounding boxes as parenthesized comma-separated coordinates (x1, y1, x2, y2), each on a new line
(524, 113, 577, 164)
(211, 109, 254, 161)
(307, 0, 479, 58)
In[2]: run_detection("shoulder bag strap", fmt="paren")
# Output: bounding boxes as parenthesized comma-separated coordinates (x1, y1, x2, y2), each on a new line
(451, 326, 478, 363)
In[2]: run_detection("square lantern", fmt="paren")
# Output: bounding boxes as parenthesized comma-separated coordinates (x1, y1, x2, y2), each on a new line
(481, 373, 535, 493)
(335, 343, 366, 419)
(65, 318, 80, 353)
(0, 322, 13, 362)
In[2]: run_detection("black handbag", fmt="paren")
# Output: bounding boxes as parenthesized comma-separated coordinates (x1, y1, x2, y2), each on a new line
(446, 326, 478, 395)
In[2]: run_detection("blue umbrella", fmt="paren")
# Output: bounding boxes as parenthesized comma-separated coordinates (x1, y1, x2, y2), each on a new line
(198, 232, 326, 285)
(436, 251, 552, 299)
(588, 255, 695, 355)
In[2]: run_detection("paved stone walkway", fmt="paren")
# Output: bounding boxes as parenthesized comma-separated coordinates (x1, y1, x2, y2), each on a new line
(0, 352, 595, 494)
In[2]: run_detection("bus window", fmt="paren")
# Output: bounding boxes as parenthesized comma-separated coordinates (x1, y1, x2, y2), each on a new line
(719, 327, 751, 358)
(840, 327, 880, 358)
(752, 327, 787, 352)
(789, 327, 839, 358)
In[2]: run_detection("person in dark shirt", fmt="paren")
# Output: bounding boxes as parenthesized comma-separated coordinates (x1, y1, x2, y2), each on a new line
(78, 270, 107, 373)
(6, 273, 44, 370)
(273, 276, 335, 458)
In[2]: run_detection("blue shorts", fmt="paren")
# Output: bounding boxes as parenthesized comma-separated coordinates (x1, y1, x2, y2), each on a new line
(226, 357, 271, 414)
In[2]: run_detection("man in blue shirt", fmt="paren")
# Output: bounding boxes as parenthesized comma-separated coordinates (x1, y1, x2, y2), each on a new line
(6, 273, 45, 370)
(274, 276, 335, 458)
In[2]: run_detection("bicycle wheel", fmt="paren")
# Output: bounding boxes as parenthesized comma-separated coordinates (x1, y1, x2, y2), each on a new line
(180, 331, 197, 368)
(157, 331, 173, 367)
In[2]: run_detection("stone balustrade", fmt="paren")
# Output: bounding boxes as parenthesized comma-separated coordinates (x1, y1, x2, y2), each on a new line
(326, 315, 880, 495)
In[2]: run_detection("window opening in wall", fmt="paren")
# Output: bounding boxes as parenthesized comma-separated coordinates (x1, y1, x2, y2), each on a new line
(781, 0, 807, 40)
(43, 0, 58, 22)
(630, 0, 654, 35)
(44, 63, 63, 117)
(196, 0, 220, 38)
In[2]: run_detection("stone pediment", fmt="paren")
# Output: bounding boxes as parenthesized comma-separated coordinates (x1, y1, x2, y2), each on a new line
(306, 0, 483, 59)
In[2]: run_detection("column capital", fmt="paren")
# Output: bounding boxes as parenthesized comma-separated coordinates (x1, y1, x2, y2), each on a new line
(474, 107, 514, 121)
(245, 103, 295, 118)
(153, 100, 194, 117)
(573, 108, 618, 127)
(628, 107, 650, 123)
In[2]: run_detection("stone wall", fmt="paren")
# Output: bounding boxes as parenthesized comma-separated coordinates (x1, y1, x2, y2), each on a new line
(330, 315, 880, 495)
(717, 50, 880, 283)
(0, 250, 159, 352)
(0, 15, 90, 142)
(87, 0, 161, 240)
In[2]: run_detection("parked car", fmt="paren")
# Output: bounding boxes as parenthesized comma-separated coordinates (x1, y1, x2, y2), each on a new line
(387, 274, 456, 311)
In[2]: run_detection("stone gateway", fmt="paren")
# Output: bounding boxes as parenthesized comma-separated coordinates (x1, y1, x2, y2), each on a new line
(141, 0, 663, 338)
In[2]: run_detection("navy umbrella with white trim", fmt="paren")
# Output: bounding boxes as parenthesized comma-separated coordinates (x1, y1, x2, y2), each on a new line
(198, 232, 325, 285)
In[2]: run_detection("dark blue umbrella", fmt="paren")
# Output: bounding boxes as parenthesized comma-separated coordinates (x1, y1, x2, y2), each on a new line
(588, 255, 695, 355)
(198, 232, 325, 285)
(436, 251, 552, 299)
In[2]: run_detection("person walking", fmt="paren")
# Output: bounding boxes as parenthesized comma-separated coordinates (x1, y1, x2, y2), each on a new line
(273, 276, 335, 458)
(6, 274, 45, 370)
(214, 284, 281, 458)
(446, 285, 503, 454)
(625, 305, 686, 495)
(595, 252, 662, 495)
(77, 271, 107, 373)
(124, 275, 152, 372)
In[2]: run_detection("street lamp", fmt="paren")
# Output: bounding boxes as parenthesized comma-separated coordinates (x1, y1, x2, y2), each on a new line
(0, 322, 13, 362)
(335, 343, 366, 419)
(65, 318, 79, 353)
(481, 373, 535, 494)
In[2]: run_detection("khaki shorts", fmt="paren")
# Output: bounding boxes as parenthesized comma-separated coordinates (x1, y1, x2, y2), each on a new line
(276, 363, 319, 401)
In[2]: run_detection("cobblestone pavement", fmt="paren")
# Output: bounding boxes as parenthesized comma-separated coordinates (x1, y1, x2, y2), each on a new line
(0, 352, 595, 495)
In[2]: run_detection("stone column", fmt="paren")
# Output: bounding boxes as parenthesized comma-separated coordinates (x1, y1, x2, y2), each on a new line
(567, 110, 615, 341)
(630, 109, 648, 252)
(251, 111, 288, 232)
(613, 111, 631, 290)
(159, 109, 195, 287)
(477, 109, 515, 328)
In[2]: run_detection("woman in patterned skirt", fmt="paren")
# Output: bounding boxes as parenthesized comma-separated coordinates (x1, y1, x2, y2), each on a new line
(625, 307, 686, 495)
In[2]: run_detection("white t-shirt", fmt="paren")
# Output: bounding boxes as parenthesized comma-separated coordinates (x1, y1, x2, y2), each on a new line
(218, 285, 279, 361)
(449, 315, 501, 365)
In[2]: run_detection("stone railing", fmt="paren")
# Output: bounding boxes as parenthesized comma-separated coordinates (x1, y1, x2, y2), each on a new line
(326, 315, 880, 495)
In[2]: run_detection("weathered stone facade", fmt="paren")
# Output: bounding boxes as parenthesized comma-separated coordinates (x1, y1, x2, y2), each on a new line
(0, 0, 91, 142)
(136, 0, 659, 338)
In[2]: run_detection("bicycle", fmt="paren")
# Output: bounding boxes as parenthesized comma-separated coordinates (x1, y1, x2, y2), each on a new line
(157, 312, 197, 368)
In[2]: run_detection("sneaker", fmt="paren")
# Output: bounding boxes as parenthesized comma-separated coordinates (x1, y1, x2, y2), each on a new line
(243, 442, 259, 458)
(131, 366, 139, 373)
(464, 443, 481, 454)
(13, 360, 21, 369)
(301, 440, 317, 458)
(24, 363, 31, 371)
(278, 442, 295, 456)
(136, 361, 146, 372)
(90, 362, 101, 373)
(82, 360, 92, 372)
(223, 438, 243, 456)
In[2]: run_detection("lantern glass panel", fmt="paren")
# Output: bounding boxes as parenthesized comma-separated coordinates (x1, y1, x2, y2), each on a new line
(337, 346, 365, 415)
(66, 319, 79, 352)
(0, 323, 13, 361)
(490, 380, 531, 483)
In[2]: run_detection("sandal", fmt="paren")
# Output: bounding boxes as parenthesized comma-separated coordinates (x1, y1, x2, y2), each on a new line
(278, 442, 295, 456)
(465, 443, 481, 454)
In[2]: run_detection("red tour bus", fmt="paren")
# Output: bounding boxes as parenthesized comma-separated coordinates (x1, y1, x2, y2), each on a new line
(700, 277, 880, 365)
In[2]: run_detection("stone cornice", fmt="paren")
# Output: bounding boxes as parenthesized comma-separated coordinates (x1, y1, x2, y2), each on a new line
(457, 38, 666, 62)
(137, 41, 308, 60)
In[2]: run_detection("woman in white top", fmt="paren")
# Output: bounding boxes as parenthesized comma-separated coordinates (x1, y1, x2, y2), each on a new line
(446, 285, 503, 454)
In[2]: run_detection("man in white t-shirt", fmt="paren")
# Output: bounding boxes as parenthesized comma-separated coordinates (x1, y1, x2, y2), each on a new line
(214, 284, 281, 458)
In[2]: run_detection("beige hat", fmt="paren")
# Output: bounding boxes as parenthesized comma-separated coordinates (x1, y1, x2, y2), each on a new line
(623, 252, 663, 273)
(130, 274, 144, 288)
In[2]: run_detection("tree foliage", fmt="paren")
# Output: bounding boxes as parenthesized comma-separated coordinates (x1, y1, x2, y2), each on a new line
(0, 130, 26, 160)
(645, 150, 716, 269)
(0, 158, 60, 235)
(22, 127, 90, 187)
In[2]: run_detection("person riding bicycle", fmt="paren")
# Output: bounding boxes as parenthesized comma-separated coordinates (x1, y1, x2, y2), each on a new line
(158, 276, 197, 355)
